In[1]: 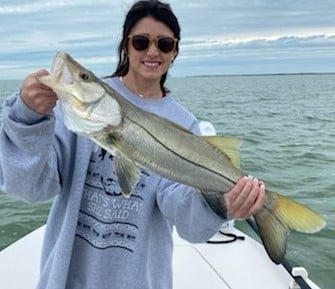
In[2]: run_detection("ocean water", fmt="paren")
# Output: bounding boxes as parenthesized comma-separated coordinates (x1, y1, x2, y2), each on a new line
(0, 74, 334, 289)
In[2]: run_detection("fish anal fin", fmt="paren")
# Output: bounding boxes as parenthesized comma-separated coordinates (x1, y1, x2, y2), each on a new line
(114, 154, 140, 198)
(203, 136, 242, 169)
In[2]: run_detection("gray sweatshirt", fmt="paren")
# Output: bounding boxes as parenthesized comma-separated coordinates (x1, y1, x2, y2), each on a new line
(0, 77, 224, 289)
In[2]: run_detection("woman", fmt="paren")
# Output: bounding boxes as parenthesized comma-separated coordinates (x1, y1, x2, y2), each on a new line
(0, 1, 265, 288)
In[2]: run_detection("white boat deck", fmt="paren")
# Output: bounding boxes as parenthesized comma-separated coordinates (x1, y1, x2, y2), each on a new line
(0, 224, 320, 289)
(174, 227, 294, 289)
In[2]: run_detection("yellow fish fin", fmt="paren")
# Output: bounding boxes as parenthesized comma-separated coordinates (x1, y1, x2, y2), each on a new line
(275, 193, 327, 233)
(254, 190, 326, 264)
(203, 136, 242, 169)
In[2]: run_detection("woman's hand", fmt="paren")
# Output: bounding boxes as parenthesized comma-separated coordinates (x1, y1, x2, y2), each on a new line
(223, 176, 266, 219)
(21, 69, 58, 115)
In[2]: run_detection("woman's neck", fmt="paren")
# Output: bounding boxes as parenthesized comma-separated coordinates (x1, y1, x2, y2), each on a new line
(121, 74, 163, 99)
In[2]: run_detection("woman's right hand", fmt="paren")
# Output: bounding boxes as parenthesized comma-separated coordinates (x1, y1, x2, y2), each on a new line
(21, 69, 58, 115)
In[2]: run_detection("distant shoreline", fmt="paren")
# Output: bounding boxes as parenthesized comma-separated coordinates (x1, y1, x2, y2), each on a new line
(181, 72, 335, 78)
(1, 72, 335, 82)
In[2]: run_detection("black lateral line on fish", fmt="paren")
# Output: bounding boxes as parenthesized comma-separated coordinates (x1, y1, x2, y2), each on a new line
(127, 115, 236, 187)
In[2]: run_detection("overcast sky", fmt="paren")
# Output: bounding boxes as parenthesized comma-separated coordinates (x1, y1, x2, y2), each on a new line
(1, 0, 335, 79)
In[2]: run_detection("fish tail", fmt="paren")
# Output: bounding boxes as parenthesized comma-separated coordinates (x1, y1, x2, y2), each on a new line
(254, 190, 326, 264)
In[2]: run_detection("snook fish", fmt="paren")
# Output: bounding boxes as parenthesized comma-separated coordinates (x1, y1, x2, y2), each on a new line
(38, 51, 326, 264)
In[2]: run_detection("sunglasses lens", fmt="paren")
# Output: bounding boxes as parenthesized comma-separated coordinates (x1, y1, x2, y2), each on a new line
(132, 35, 150, 51)
(158, 37, 175, 53)
(130, 35, 176, 53)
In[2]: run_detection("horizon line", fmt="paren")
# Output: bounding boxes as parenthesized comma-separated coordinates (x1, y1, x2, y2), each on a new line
(1, 72, 335, 82)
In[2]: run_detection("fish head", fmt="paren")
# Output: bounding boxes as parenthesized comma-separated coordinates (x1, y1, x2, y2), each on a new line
(39, 51, 105, 105)
(38, 51, 122, 136)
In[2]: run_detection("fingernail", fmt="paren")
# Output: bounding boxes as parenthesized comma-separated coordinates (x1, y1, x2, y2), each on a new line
(248, 175, 253, 180)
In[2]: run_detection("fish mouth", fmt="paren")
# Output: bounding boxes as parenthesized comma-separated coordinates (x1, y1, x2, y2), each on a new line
(51, 51, 75, 86)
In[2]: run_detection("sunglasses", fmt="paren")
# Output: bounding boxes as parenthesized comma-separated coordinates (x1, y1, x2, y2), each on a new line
(128, 34, 178, 53)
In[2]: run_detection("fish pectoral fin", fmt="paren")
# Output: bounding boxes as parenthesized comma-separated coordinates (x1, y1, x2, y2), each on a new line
(114, 154, 140, 198)
(203, 136, 242, 169)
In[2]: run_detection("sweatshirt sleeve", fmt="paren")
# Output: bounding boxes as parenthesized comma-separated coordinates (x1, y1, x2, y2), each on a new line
(0, 92, 61, 203)
(156, 178, 226, 243)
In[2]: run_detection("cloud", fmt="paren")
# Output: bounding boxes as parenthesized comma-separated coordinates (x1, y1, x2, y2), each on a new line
(0, 1, 73, 14)
(174, 33, 335, 76)
(0, 0, 335, 78)
(0, 0, 125, 14)
(181, 34, 335, 58)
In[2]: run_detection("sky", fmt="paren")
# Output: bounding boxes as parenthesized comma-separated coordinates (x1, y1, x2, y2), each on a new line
(1, 0, 335, 79)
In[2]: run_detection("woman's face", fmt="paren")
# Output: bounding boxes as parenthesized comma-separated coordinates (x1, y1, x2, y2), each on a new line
(125, 17, 177, 82)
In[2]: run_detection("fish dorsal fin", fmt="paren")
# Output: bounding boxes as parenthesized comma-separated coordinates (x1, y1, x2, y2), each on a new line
(158, 116, 194, 134)
(114, 153, 140, 198)
(203, 136, 242, 169)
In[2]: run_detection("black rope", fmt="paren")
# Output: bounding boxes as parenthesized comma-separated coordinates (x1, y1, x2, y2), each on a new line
(207, 230, 245, 244)
(246, 218, 313, 289)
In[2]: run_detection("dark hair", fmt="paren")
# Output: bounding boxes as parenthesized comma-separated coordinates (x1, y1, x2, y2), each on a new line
(111, 0, 180, 93)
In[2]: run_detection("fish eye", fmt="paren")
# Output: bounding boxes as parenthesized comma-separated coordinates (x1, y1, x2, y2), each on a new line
(80, 72, 89, 81)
